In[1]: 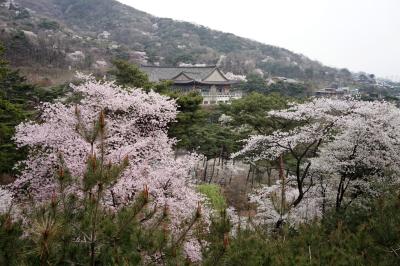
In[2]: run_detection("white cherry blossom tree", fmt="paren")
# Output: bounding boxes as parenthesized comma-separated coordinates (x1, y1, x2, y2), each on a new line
(235, 98, 400, 223)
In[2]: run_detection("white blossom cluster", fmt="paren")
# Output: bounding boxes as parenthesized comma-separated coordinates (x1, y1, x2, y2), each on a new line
(237, 98, 400, 224)
(224, 72, 247, 82)
(0, 187, 13, 214)
(249, 179, 323, 226)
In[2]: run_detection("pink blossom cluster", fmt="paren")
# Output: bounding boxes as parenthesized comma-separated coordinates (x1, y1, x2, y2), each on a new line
(10, 75, 208, 261)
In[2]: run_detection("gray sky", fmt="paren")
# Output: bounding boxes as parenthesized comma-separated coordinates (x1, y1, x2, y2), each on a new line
(118, 0, 400, 80)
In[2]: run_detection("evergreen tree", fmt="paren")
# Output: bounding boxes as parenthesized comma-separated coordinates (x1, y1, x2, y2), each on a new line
(239, 73, 267, 93)
(0, 44, 36, 181)
(109, 59, 151, 89)
(220, 92, 288, 135)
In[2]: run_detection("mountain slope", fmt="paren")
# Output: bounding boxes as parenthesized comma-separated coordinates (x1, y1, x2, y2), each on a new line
(0, 0, 354, 86)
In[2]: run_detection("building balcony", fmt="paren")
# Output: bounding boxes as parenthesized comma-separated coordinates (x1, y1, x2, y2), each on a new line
(201, 92, 243, 97)
(201, 92, 243, 105)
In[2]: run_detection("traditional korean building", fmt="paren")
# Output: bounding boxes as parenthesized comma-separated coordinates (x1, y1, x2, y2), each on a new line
(140, 65, 242, 105)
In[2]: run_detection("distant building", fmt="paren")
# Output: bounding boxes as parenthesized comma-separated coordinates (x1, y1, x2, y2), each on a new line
(315, 87, 358, 98)
(273, 77, 302, 84)
(355, 73, 376, 85)
(140, 65, 242, 105)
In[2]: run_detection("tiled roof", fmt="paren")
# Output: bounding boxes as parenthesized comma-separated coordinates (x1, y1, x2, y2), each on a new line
(140, 65, 217, 82)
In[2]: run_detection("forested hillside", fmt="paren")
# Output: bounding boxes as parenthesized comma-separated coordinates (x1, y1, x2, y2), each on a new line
(0, 0, 355, 86)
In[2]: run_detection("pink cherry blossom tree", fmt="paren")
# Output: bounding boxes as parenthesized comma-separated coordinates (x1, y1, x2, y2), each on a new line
(10, 74, 209, 261)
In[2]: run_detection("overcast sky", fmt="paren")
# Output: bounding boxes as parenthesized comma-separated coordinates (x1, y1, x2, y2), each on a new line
(118, 0, 400, 80)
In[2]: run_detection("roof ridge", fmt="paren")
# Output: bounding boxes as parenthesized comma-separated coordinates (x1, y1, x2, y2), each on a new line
(201, 67, 229, 82)
(140, 65, 217, 68)
(170, 71, 194, 81)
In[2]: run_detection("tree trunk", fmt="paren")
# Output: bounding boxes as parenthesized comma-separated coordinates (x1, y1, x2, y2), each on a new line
(209, 157, 217, 183)
(266, 167, 272, 186)
(203, 158, 208, 182)
(246, 165, 252, 186)
(279, 155, 286, 218)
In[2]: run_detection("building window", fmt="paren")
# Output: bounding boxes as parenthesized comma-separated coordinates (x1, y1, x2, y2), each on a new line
(203, 101, 209, 104)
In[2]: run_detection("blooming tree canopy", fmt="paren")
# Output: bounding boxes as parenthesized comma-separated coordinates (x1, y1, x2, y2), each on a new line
(10, 75, 209, 260)
(235, 98, 400, 222)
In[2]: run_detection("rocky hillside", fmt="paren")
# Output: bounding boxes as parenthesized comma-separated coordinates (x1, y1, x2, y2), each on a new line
(0, 0, 355, 86)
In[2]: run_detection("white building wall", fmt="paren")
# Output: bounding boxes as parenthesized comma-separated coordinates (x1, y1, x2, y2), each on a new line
(202, 91, 243, 105)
